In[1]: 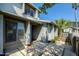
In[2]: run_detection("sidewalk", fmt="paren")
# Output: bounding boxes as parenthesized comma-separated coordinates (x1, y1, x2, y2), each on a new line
(63, 45, 76, 56)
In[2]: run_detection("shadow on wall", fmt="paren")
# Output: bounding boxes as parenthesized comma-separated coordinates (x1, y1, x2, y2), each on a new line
(32, 24, 57, 43)
(32, 24, 42, 42)
(35, 24, 48, 43)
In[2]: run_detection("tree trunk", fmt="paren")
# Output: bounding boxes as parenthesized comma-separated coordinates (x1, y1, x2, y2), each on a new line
(58, 29, 64, 41)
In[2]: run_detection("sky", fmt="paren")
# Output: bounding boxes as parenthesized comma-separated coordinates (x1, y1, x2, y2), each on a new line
(34, 3, 79, 21)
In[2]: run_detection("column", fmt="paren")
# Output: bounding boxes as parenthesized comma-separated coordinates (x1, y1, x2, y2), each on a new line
(34, 10, 38, 19)
(25, 21, 32, 45)
(0, 15, 4, 55)
(41, 24, 48, 43)
(51, 25, 55, 40)
(53, 25, 55, 39)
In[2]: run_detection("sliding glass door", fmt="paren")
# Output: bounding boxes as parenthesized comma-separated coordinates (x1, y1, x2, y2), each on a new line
(5, 20, 17, 43)
(17, 22, 26, 44)
(5, 19, 26, 55)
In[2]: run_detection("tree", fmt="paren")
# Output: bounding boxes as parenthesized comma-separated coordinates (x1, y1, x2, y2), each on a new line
(39, 3, 55, 14)
(55, 19, 71, 40)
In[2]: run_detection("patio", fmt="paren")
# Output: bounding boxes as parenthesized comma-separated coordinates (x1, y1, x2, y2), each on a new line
(5, 39, 76, 56)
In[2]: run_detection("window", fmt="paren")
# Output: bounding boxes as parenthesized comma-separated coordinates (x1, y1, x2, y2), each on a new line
(25, 5, 35, 17)
(17, 22, 25, 41)
(5, 20, 17, 43)
(30, 9, 34, 17)
(25, 5, 30, 15)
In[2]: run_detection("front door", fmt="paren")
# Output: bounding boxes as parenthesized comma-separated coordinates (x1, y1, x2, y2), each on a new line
(5, 20, 17, 55)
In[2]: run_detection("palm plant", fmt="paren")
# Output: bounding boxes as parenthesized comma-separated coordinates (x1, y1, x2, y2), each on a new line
(55, 19, 71, 29)
(39, 3, 55, 14)
(55, 19, 71, 39)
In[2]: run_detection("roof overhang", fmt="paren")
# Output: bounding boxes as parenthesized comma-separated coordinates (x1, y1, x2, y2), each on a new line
(38, 19, 58, 27)
(38, 20, 51, 23)
(0, 11, 58, 27)
(26, 3, 41, 13)
(0, 11, 42, 24)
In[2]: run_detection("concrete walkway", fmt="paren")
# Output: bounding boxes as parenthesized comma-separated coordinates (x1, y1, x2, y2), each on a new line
(5, 48, 26, 56)
(63, 45, 76, 56)
(5, 41, 76, 56)
(26, 41, 65, 56)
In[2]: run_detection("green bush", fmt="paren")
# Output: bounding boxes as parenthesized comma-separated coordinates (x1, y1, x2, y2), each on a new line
(51, 36, 59, 43)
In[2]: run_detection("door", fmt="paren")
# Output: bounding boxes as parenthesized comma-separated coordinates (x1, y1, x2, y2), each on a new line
(5, 19, 26, 56)
(5, 20, 17, 55)
(17, 22, 26, 56)
(6, 21, 17, 43)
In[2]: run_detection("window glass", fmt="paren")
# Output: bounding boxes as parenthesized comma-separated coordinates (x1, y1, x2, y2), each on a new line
(25, 5, 29, 15)
(6, 21, 17, 42)
(25, 5, 35, 17)
(17, 22, 25, 40)
(30, 9, 34, 17)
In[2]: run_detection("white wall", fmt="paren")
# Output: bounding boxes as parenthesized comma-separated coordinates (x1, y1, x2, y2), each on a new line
(25, 22, 32, 45)
(33, 24, 57, 42)
(48, 24, 54, 41)
(0, 3, 39, 19)
(54, 27, 58, 37)
(48, 24, 58, 41)
(0, 3, 24, 16)
(25, 23, 48, 43)
(64, 28, 72, 33)
(35, 24, 48, 42)
(0, 15, 4, 54)
(34, 10, 39, 19)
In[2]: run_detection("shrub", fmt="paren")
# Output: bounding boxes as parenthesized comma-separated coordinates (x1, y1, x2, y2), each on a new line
(51, 36, 59, 43)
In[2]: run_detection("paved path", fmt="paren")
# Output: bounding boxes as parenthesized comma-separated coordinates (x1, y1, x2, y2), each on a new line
(26, 41, 65, 56)
(5, 41, 76, 56)
(63, 45, 76, 56)
(5, 48, 26, 56)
